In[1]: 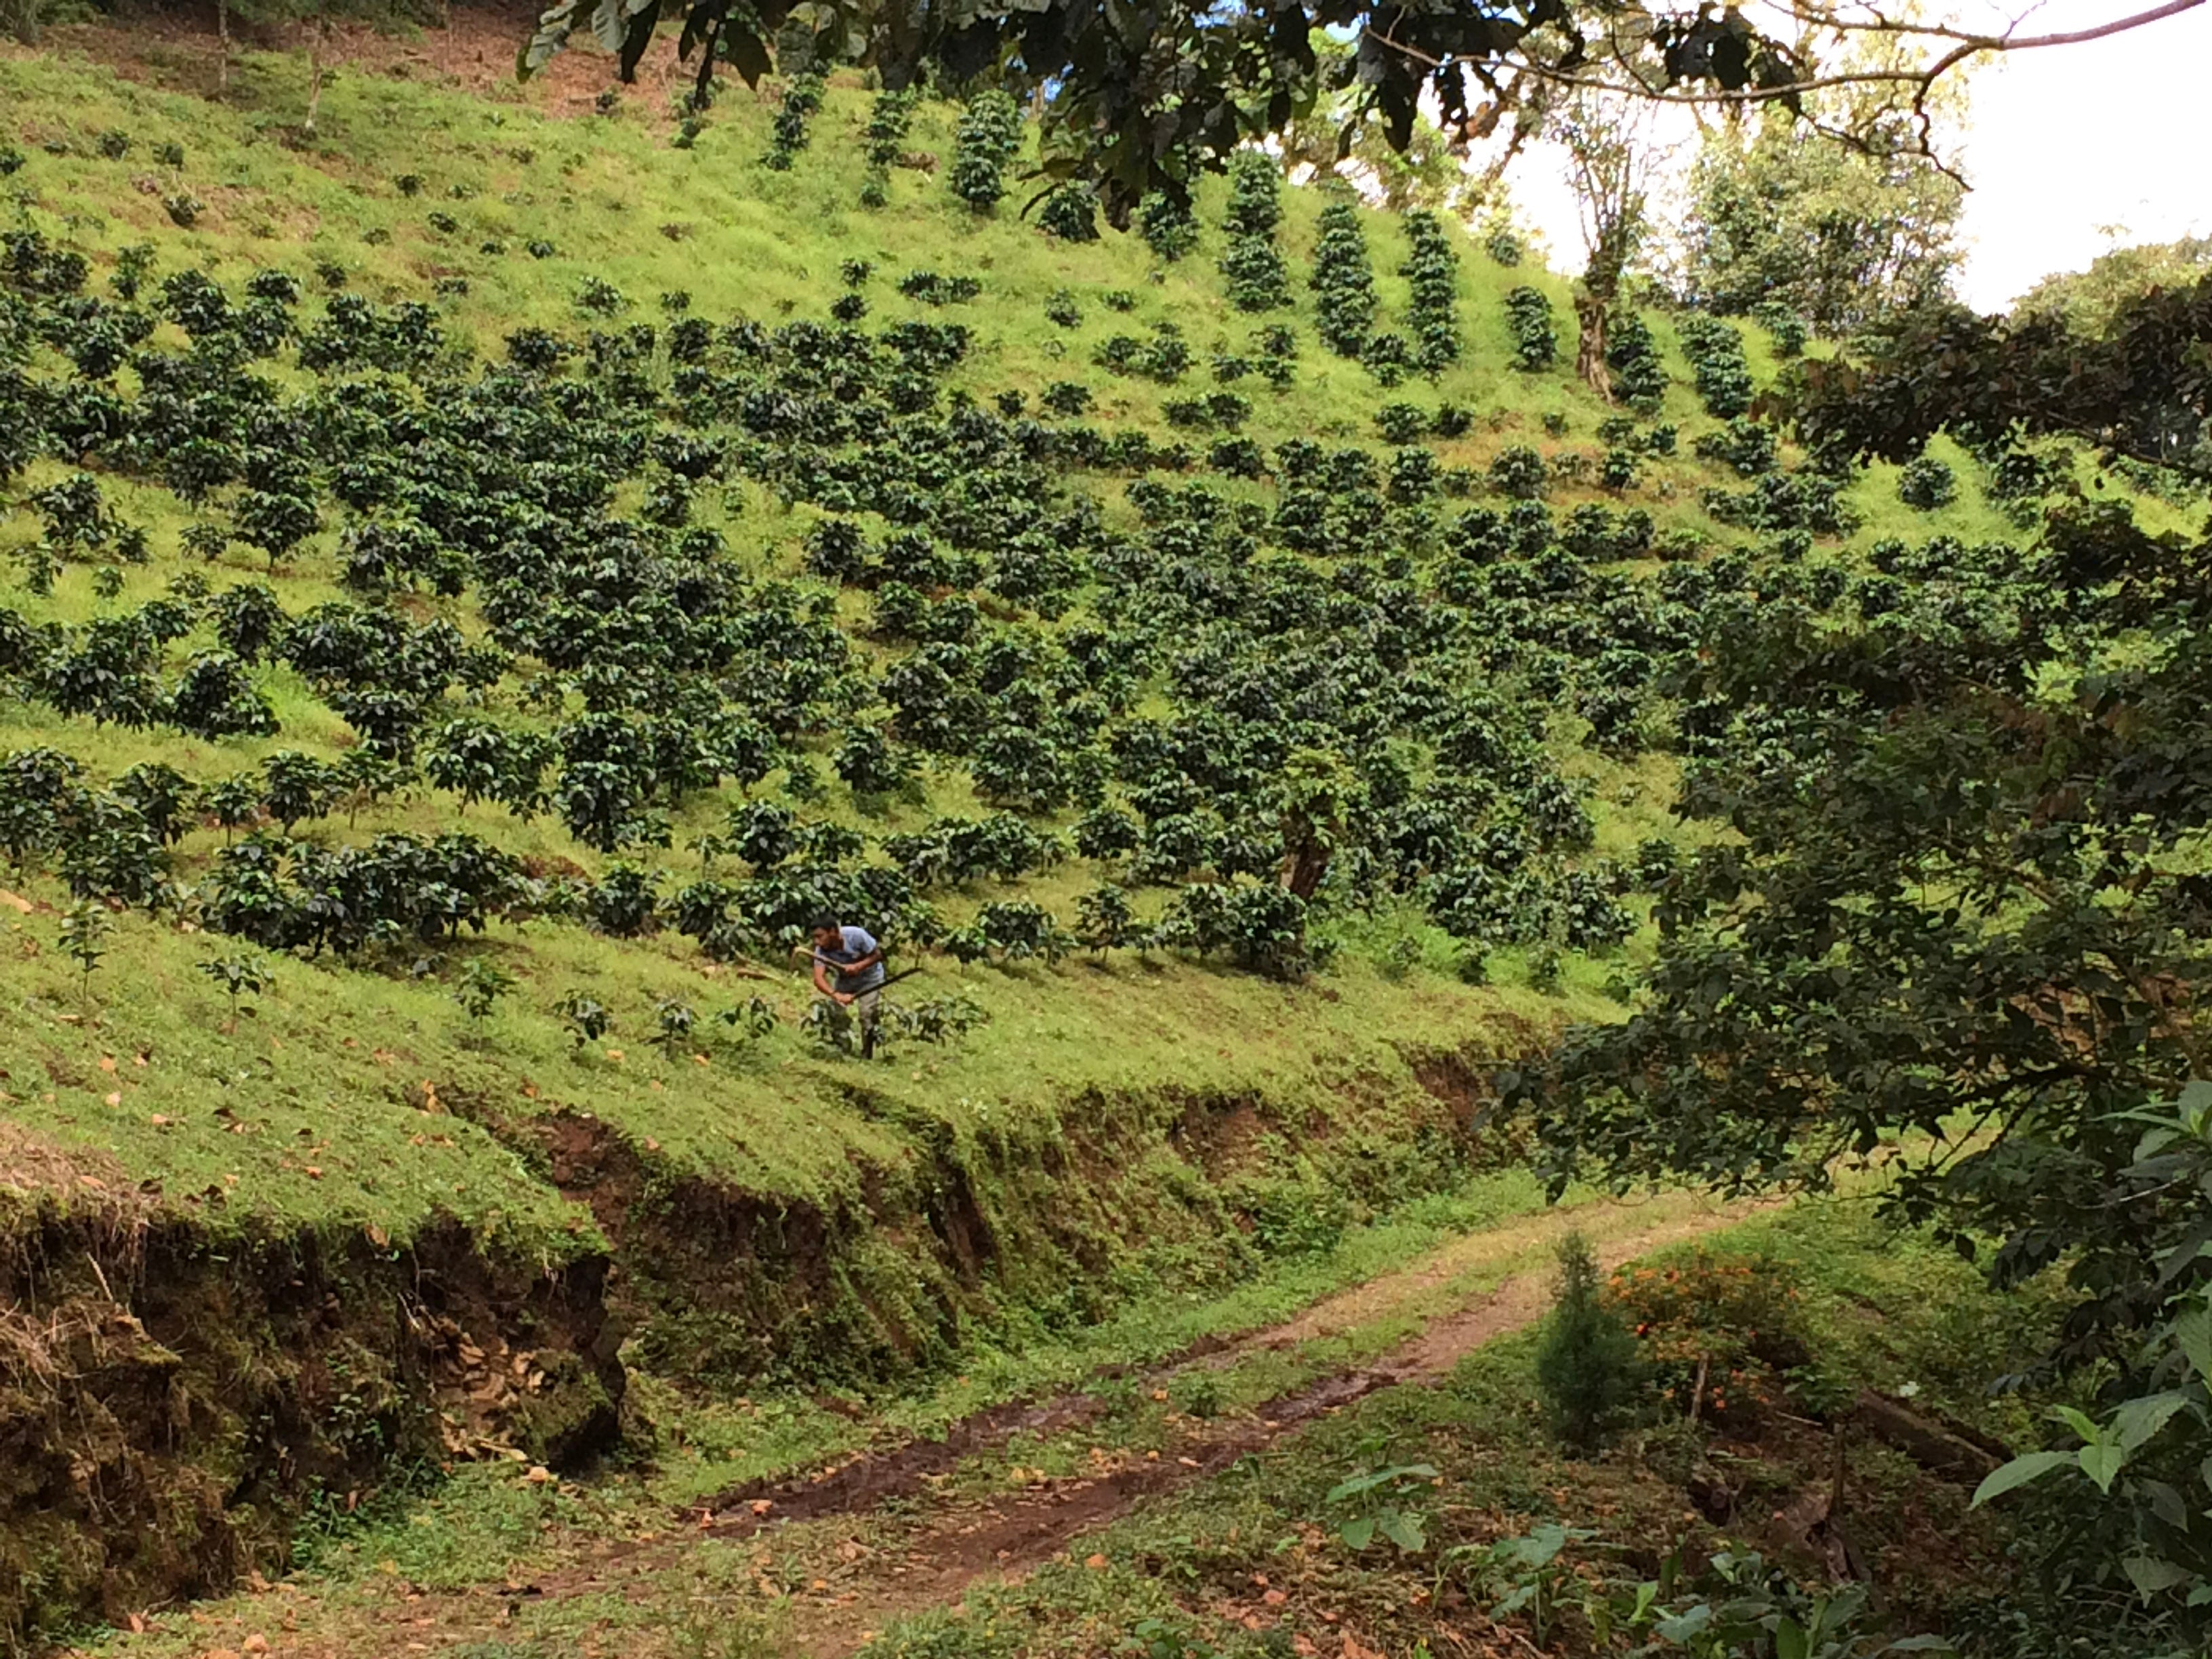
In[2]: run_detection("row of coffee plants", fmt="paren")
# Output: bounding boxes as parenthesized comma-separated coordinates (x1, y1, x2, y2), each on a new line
(4, 161, 2037, 987)
(1218, 150, 1292, 312)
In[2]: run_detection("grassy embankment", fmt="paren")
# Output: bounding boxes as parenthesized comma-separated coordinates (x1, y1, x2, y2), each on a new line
(0, 31, 2135, 1645)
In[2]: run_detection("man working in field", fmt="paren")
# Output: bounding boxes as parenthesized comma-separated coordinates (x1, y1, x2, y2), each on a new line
(808, 914, 885, 1059)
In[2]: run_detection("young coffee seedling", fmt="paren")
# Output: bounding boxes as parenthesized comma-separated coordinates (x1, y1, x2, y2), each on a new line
(720, 994, 777, 1041)
(198, 950, 274, 1021)
(652, 996, 696, 1052)
(555, 990, 611, 1048)
(59, 900, 112, 1004)
(1324, 1462, 1439, 1554)
(453, 956, 516, 1023)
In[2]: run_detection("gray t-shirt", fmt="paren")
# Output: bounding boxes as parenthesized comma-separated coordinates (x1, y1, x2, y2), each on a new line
(819, 924, 885, 991)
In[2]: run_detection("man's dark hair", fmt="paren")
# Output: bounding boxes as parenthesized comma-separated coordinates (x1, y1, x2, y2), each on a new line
(808, 913, 840, 935)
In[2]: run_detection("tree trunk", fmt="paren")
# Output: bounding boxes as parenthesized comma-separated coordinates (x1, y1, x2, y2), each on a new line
(216, 0, 228, 93)
(1849, 1390, 2003, 1484)
(1574, 290, 1612, 402)
(306, 23, 327, 136)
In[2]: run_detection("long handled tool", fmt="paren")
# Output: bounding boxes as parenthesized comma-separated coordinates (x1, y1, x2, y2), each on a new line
(797, 947, 924, 992)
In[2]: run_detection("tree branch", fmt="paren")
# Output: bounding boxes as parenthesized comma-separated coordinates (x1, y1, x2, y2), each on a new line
(1371, 0, 2205, 116)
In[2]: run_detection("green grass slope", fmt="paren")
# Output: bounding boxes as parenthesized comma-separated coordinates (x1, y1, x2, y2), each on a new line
(0, 28, 2154, 1642)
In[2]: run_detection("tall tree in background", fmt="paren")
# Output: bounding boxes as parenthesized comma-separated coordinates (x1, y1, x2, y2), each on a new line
(1679, 111, 1963, 335)
(1554, 91, 1660, 401)
(2014, 232, 2212, 333)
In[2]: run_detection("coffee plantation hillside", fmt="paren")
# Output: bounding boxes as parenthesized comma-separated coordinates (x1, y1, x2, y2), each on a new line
(0, 32, 2189, 1645)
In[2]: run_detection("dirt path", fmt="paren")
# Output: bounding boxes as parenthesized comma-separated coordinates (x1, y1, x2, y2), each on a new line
(775, 1196, 1763, 1657)
(110, 1193, 1763, 1659)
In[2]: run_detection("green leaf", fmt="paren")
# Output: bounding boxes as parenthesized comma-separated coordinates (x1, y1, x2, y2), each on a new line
(1971, 1450, 2076, 1507)
(2113, 1391, 2191, 1454)
(1653, 1605, 1713, 1642)
(2053, 1405, 2102, 1443)
(1491, 1583, 1537, 1620)
(1776, 1617, 1809, 1659)
(1494, 1525, 1570, 1569)
(2176, 1305, 2212, 1382)
(2122, 1555, 2195, 1598)
(2078, 1441, 2127, 1495)
(2178, 1079, 2212, 1130)
(722, 24, 771, 84)
(1377, 1509, 1427, 1554)
(1325, 1464, 1435, 1503)
(1337, 1516, 1375, 1551)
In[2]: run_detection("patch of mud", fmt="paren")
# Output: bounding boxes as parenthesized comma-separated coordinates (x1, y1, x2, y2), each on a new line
(776, 1205, 1767, 1656)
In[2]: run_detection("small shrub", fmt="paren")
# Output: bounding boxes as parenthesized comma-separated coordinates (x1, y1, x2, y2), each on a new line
(575, 276, 626, 315)
(948, 88, 1021, 211)
(1899, 453, 1959, 510)
(1488, 445, 1549, 500)
(1137, 190, 1197, 261)
(1750, 298, 1808, 356)
(555, 990, 611, 1046)
(1534, 1232, 1643, 1451)
(1606, 1250, 1809, 1429)
(1042, 380, 1091, 416)
(453, 956, 515, 1022)
(1036, 181, 1099, 243)
(1604, 312, 1668, 413)
(762, 73, 823, 169)
(1677, 314, 1753, 417)
(1504, 285, 1557, 371)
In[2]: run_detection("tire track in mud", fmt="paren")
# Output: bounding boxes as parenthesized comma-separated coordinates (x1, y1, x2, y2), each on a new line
(137, 1195, 1765, 1659)
(683, 1190, 1748, 1540)
(770, 1198, 1767, 1657)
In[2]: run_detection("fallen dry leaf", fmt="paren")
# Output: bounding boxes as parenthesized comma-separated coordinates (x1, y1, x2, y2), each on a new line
(1084, 1553, 1109, 1570)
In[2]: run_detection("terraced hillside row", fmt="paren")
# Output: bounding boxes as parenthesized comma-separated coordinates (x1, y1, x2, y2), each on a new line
(0, 35, 2179, 1646)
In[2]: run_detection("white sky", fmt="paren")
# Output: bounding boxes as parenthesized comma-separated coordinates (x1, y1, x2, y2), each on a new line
(1504, 0, 2212, 314)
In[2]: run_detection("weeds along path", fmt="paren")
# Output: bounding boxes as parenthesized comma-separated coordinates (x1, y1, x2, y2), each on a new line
(771, 1195, 1767, 1658)
(109, 1193, 1763, 1659)
(679, 1187, 1754, 1542)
